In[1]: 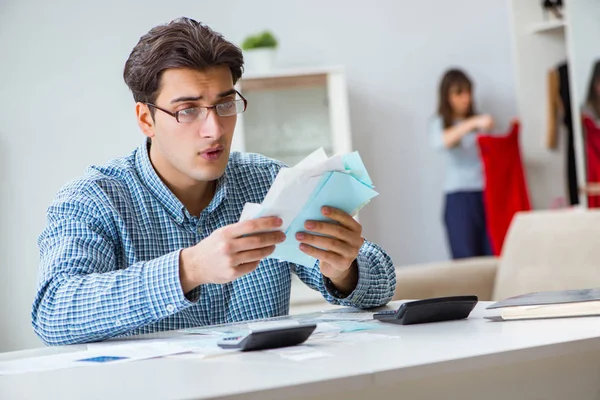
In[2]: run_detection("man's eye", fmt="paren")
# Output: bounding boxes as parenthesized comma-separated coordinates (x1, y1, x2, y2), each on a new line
(180, 107, 200, 116)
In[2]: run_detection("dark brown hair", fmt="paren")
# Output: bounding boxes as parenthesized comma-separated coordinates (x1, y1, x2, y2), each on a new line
(586, 60, 600, 118)
(123, 17, 244, 106)
(437, 68, 475, 128)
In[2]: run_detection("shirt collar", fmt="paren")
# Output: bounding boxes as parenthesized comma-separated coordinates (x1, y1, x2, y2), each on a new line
(134, 140, 228, 224)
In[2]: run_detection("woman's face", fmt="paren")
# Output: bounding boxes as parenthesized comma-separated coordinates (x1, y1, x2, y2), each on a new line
(449, 85, 472, 118)
(594, 79, 600, 98)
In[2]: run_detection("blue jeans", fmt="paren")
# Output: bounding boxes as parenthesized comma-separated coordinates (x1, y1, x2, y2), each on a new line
(444, 191, 494, 259)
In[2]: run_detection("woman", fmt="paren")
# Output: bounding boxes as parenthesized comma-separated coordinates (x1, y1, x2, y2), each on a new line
(583, 60, 600, 120)
(430, 68, 494, 259)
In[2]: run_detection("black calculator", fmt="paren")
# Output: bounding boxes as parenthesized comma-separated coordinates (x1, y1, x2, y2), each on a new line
(217, 323, 317, 351)
(373, 296, 478, 325)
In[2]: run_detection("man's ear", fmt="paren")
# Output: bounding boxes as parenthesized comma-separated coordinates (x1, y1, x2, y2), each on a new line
(136, 102, 155, 139)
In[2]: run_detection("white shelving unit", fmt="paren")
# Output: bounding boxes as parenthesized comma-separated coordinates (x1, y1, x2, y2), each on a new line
(529, 19, 566, 34)
(232, 66, 353, 167)
(508, 1, 590, 208)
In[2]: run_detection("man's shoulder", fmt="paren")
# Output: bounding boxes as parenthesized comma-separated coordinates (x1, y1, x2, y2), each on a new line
(55, 151, 138, 206)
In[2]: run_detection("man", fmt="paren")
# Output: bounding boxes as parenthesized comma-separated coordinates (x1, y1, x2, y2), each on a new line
(32, 17, 396, 346)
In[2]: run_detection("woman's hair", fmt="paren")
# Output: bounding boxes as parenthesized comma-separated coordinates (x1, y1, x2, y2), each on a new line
(123, 17, 244, 106)
(585, 60, 600, 118)
(437, 68, 475, 128)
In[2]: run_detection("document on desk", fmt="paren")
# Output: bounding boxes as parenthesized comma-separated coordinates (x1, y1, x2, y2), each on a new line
(0, 341, 191, 375)
(239, 148, 378, 267)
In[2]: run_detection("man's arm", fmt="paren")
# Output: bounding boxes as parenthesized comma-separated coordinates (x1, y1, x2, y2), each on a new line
(294, 239, 396, 309)
(32, 188, 196, 346)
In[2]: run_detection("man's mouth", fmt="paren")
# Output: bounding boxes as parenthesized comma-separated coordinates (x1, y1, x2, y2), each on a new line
(199, 146, 224, 161)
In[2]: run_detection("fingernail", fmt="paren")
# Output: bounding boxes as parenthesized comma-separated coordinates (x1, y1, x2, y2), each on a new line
(279, 233, 286, 241)
(306, 221, 315, 229)
(322, 207, 331, 215)
(275, 217, 283, 226)
(296, 232, 305, 240)
(299, 244, 308, 250)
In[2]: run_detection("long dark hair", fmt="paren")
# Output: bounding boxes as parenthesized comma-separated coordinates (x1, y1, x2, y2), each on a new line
(586, 60, 600, 118)
(437, 69, 475, 128)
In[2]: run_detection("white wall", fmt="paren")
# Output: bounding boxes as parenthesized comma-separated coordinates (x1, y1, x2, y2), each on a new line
(0, 0, 517, 351)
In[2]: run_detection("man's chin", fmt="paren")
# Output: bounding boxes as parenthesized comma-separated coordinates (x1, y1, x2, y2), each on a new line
(189, 167, 226, 183)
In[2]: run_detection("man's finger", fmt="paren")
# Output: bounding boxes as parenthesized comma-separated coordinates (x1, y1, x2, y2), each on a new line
(295, 232, 355, 258)
(232, 245, 276, 266)
(302, 220, 357, 245)
(233, 231, 286, 252)
(299, 244, 346, 269)
(233, 261, 261, 278)
(226, 216, 283, 238)
(321, 206, 361, 232)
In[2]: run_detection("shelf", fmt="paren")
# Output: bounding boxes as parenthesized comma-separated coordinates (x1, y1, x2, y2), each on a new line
(242, 65, 344, 80)
(240, 73, 327, 92)
(529, 19, 566, 34)
(240, 66, 344, 92)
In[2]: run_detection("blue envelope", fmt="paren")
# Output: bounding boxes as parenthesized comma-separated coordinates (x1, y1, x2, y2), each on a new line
(269, 152, 378, 267)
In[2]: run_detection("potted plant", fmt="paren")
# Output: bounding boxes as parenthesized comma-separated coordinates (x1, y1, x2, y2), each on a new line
(241, 30, 278, 73)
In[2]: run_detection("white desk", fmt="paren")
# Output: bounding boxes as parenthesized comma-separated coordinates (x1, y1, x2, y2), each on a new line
(2, 301, 600, 400)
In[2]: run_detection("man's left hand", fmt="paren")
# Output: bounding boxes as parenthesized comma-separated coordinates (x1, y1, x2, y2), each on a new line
(296, 206, 364, 295)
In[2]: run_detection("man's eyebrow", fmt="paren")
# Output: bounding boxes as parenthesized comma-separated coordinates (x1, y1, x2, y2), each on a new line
(217, 89, 236, 98)
(170, 95, 202, 104)
(170, 89, 236, 104)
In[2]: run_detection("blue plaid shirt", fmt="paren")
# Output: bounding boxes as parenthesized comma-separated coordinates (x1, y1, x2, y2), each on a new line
(32, 141, 396, 345)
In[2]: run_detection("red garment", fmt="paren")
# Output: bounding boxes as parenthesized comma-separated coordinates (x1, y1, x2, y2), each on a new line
(582, 115, 600, 208)
(477, 121, 531, 256)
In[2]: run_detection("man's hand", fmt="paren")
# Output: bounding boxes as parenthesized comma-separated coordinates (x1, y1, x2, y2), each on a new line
(179, 216, 285, 293)
(296, 206, 364, 295)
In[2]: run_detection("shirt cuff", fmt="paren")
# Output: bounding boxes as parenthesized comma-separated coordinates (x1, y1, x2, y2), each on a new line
(322, 245, 372, 303)
(142, 249, 198, 320)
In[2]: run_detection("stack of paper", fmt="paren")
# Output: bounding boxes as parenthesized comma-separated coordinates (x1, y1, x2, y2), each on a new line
(486, 288, 600, 321)
(240, 148, 378, 267)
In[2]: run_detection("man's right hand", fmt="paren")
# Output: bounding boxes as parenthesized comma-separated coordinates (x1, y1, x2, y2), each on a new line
(178, 216, 285, 294)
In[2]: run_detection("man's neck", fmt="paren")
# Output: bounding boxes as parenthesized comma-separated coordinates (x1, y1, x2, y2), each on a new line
(148, 145, 216, 217)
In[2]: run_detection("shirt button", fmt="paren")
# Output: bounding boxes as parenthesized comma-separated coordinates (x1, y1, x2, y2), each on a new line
(115, 319, 121, 327)
(166, 304, 175, 313)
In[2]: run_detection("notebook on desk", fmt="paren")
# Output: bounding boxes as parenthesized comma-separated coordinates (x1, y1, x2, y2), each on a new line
(486, 288, 600, 321)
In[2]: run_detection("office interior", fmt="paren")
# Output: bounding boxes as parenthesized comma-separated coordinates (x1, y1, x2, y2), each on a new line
(1, 0, 600, 399)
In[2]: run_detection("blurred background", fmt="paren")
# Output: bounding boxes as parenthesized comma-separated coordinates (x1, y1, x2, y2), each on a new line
(1, 0, 598, 351)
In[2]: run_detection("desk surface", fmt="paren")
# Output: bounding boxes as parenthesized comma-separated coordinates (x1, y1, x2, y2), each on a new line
(2, 301, 600, 400)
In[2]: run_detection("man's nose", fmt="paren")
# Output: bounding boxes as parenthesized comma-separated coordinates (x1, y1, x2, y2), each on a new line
(199, 108, 223, 139)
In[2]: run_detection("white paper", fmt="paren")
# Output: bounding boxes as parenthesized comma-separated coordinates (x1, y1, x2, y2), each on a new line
(0, 341, 191, 376)
(238, 147, 345, 229)
(267, 345, 332, 361)
(247, 320, 300, 331)
(313, 313, 375, 321)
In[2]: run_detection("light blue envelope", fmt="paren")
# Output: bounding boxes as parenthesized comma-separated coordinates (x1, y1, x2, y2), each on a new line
(269, 152, 378, 267)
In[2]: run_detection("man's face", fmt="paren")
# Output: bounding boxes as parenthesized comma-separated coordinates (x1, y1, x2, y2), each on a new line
(138, 66, 238, 186)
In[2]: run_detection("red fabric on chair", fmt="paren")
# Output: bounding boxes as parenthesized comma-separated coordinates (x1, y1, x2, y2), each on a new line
(582, 115, 600, 208)
(477, 121, 531, 256)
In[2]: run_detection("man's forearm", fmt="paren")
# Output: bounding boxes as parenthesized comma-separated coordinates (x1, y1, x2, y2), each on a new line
(33, 251, 193, 345)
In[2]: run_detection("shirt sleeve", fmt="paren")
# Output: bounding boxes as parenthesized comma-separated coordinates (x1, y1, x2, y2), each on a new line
(293, 239, 396, 309)
(32, 186, 197, 346)
(429, 116, 446, 150)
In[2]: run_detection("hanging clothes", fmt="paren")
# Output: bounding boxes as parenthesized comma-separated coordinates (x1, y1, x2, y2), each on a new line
(477, 121, 531, 255)
(582, 115, 600, 208)
(557, 63, 579, 205)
